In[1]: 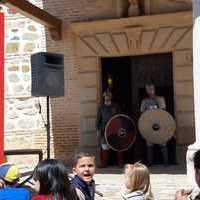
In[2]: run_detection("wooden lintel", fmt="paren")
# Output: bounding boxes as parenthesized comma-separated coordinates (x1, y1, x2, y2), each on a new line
(0, 0, 62, 40)
(69, 11, 192, 34)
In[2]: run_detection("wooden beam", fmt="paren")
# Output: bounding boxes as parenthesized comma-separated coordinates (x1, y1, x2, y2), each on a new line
(0, 0, 62, 40)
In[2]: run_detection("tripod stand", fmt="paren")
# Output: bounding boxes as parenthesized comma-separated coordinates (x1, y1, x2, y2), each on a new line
(46, 96, 50, 159)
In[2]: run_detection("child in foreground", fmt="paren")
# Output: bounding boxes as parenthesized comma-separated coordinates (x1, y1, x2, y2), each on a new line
(32, 159, 78, 200)
(0, 163, 30, 200)
(122, 162, 154, 200)
(71, 152, 96, 200)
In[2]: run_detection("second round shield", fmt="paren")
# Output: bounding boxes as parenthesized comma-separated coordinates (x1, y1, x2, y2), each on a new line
(138, 109, 176, 144)
(105, 114, 136, 151)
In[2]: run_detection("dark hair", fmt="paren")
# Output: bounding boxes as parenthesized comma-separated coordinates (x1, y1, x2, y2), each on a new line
(194, 150, 200, 169)
(33, 159, 78, 200)
(5, 178, 19, 186)
(73, 152, 95, 167)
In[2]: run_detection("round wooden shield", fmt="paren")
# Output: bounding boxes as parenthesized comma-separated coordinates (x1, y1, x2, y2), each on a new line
(104, 114, 136, 151)
(138, 109, 176, 144)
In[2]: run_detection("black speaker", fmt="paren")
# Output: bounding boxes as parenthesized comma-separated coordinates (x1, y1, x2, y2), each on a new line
(31, 52, 64, 97)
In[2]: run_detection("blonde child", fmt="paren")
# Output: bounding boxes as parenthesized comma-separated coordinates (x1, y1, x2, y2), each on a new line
(122, 162, 154, 200)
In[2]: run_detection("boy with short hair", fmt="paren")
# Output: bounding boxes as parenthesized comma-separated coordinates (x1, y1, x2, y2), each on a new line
(0, 163, 30, 200)
(71, 152, 96, 200)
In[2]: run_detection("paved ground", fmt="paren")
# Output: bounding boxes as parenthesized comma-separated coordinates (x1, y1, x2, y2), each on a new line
(94, 165, 194, 200)
(21, 164, 195, 200)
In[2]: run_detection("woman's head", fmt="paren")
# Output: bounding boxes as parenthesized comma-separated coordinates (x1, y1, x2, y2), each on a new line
(124, 162, 150, 194)
(33, 159, 78, 200)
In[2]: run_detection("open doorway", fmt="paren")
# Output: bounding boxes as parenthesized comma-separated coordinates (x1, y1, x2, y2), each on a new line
(101, 57, 133, 116)
(101, 53, 174, 164)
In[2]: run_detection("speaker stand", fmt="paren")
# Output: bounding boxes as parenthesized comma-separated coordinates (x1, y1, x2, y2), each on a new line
(46, 96, 50, 159)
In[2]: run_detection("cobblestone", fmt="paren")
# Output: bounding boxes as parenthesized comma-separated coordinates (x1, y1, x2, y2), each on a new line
(94, 165, 194, 200)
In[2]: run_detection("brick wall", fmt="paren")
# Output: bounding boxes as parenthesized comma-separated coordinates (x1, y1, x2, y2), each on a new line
(4, 0, 130, 165)
(4, 0, 194, 166)
(39, 0, 130, 161)
(43, 0, 128, 22)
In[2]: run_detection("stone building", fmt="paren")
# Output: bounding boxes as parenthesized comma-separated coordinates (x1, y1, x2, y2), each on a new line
(2, 0, 196, 166)
(3, 0, 47, 167)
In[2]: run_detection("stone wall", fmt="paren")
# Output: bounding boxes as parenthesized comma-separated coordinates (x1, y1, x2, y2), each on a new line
(4, 1, 47, 168)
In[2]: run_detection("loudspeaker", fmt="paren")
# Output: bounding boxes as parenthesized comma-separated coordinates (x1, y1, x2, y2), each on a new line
(31, 52, 64, 97)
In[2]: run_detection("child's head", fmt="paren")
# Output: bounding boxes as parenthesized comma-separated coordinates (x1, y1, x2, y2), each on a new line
(124, 162, 150, 194)
(0, 163, 20, 186)
(33, 159, 78, 199)
(73, 152, 96, 184)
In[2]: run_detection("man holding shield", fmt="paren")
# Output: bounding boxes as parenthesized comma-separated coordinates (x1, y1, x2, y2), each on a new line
(96, 91, 123, 168)
(140, 83, 168, 166)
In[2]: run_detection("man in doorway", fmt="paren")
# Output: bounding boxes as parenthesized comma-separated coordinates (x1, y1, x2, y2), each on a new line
(140, 83, 168, 166)
(96, 91, 123, 168)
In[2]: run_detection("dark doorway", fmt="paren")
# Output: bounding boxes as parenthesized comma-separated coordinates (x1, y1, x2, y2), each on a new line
(101, 57, 133, 116)
(101, 53, 174, 164)
(131, 53, 174, 118)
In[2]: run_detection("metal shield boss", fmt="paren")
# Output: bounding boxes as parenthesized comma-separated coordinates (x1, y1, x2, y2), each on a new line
(104, 114, 136, 151)
(138, 109, 176, 144)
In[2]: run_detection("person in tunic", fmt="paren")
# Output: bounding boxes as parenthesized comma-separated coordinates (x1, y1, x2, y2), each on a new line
(96, 91, 123, 167)
(140, 84, 168, 166)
